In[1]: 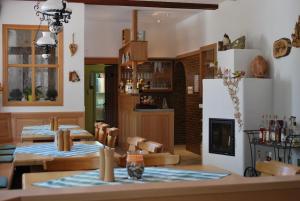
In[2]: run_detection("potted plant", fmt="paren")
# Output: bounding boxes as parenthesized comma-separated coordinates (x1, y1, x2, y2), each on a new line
(35, 86, 44, 101)
(23, 87, 32, 101)
(9, 89, 23, 101)
(46, 88, 58, 101)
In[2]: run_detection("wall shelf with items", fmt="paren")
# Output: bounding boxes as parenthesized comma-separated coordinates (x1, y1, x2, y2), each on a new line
(137, 59, 173, 93)
(120, 41, 148, 65)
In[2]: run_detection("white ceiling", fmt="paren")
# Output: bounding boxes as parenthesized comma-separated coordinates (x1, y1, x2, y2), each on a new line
(85, 0, 228, 24)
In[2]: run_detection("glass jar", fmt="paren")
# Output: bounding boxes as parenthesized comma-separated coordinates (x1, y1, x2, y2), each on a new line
(126, 151, 144, 180)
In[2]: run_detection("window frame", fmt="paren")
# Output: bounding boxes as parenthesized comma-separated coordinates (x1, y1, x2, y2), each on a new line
(2, 24, 64, 106)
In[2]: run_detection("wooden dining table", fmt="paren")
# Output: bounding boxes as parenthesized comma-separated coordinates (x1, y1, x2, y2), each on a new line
(22, 165, 240, 190)
(13, 141, 102, 167)
(21, 124, 94, 142)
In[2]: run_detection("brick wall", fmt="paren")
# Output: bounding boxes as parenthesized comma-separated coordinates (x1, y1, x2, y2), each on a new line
(171, 62, 186, 145)
(178, 54, 202, 155)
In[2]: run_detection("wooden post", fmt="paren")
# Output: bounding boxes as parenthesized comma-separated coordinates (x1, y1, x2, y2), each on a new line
(132, 10, 138, 41)
(131, 10, 138, 91)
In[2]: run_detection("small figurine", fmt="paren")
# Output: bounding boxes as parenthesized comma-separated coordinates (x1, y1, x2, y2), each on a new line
(223, 34, 231, 50)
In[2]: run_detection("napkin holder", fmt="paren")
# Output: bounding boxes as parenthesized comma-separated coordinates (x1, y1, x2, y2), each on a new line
(98, 147, 115, 182)
(99, 146, 105, 180)
(56, 129, 72, 151)
(104, 147, 115, 182)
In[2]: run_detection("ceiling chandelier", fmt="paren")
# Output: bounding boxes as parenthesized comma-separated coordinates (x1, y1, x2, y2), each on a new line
(34, 0, 72, 34)
(33, 0, 72, 60)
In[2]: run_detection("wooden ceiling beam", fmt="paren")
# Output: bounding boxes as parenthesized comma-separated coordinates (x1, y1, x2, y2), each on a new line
(23, 0, 218, 10)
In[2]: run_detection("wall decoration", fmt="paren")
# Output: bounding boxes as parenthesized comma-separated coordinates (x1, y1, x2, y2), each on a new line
(291, 16, 300, 48)
(230, 36, 246, 49)
(187, 86, 194, 95)
(69, 71, 80, 82)
(250, 55, 268, 78)
(273, 38, 292, 58)
(69, 33, 78, 56)
(223, 69, 245, 129)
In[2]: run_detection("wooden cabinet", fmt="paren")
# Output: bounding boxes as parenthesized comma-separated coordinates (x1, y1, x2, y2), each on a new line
(118, 94, 174, 153)
(120, 41, 148, 67)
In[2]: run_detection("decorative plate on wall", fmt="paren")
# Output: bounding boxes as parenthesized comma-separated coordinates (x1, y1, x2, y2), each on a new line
(273, 38, 292, 59)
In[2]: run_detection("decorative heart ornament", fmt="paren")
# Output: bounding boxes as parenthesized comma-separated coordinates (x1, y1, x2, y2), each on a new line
(69, 33, 78, 56)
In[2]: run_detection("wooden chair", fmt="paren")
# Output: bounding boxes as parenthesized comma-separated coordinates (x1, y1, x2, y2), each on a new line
(106, 128, 119, 148)
(143, 153, 180, 167)
(96, 123, 110, 145)
(94, 122, 104, 139)
(137, 141, 163, 154)
(43, 156, 100, 171)
(127, 137, 146, 151)
(117, 153, 180, 167)
(256, 160, 300, 176)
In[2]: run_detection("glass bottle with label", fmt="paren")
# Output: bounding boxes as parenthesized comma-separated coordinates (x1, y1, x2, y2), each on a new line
(269, 115, 276, 143)
(265, 115, 270, 143)
(259, 115, 265, 143)
(281, 116, 288, 142)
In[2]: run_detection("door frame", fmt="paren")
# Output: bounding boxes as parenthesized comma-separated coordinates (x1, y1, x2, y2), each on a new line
(84, 57, 118, 133)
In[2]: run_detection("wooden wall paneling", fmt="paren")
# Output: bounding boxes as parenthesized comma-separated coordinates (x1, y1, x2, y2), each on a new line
(10, 112, 85, 142)
(0, 113, 12, 143)
(135, 111, 174, 153)
(118, 94, 139, 149)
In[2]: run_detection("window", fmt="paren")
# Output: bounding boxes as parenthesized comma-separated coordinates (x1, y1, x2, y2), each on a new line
(2, 24, 63, 106)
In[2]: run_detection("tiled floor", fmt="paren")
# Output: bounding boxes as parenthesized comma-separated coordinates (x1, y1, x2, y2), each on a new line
(174, 145, 202, 166)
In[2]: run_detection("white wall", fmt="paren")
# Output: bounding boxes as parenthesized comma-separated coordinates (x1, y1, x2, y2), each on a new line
(0, 0, 85, 113)
(85, 19, 131, 57)
(84, 6, 177, 58)
(176, 0, 300, 124)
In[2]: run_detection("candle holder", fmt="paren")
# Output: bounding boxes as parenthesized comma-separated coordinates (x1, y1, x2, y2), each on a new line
(126, 151, 144, 180)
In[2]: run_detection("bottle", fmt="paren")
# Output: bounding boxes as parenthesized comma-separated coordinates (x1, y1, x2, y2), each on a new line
(265, 115, 270, 143)
(269, 115, 276, 142)
(259, 115, 265, 143)
(281, 116, 288, 142)
(288, 116, 294, 136)
(266, 152, 272, 161)
(257, 150, 262, 161)
(274, 116, 281, 143)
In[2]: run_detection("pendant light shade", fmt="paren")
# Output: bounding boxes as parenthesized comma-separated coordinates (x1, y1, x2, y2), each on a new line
(36, 32, 56, 59)
(36, 32, 56, 46)
(41, 0, 64, 14)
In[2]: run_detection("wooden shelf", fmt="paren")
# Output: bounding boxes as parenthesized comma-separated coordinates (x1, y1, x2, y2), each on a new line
(141, 89, 173, 93)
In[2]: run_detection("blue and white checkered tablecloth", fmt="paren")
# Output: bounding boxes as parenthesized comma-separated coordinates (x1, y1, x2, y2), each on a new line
(15, 143, 102, 157)
(21, 129, 88, 136)
(23, 125, 80, 130)
(22, 129, 56, 136)
(32, 168, 230, 189)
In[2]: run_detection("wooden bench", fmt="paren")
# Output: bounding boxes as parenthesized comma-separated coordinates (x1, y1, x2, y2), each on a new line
(0, 163, 14, 189)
